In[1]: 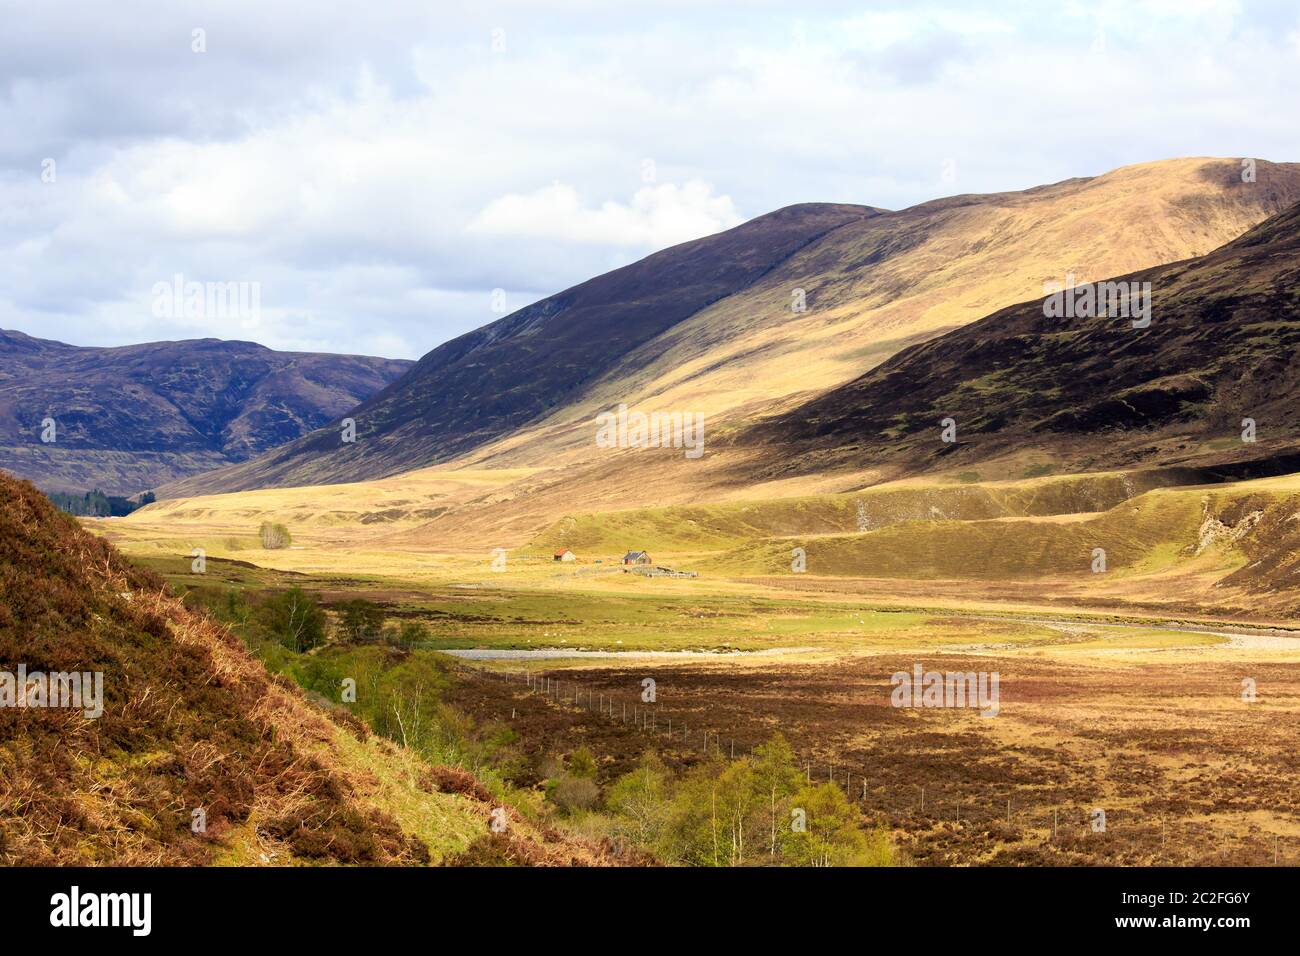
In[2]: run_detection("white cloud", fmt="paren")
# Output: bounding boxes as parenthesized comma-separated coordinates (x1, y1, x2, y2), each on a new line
(0, 0, 1298, 359)
(468, 180, 742, 247)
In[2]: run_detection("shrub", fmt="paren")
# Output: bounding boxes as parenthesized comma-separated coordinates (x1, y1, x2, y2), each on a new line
(550, 774, 600, 814)
(336, 599, 385, 642)
(257, 587, 327, 652)
(395, 620, 430, 646)
(568, 746, 598, 780)
(259, 521, 292, 549)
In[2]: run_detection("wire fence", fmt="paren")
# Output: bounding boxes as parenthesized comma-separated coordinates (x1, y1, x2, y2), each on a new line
(469, 664, 1296, 866)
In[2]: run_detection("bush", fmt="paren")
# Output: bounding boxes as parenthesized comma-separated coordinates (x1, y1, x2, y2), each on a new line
(257, 587, 327, 652)
(606, 753, 671, 846)
(395, 620, 429, 646)
(259, 521, 292, 549)
(568, 746, 598, 780)
(336, 599, 385, 642)
(550, 774, 600, 814)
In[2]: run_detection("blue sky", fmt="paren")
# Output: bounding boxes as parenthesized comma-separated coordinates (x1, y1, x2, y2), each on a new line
(2, 0, 1298, 359)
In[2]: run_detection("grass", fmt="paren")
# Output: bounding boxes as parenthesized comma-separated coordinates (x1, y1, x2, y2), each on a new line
(521, 470, 1187, 558)
(68, 461, 1300, 869)
(0, 472, 615, 867)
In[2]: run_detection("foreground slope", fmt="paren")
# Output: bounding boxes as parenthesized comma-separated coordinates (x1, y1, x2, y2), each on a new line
(0, 331, 412, 494)
(742, 198, 1300, 483)
(0, 472, 599, 865)
(165, 157, 1300, 499)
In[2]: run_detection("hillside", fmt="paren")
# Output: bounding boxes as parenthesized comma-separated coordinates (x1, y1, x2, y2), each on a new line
(163, 157, 1300, 499)
(161, 203, 876, 495)
(0, 472, 603, 865)
(0, 331, 412, 494)
(740, 197, 1300, 483)
(692, 473, 1300, 616)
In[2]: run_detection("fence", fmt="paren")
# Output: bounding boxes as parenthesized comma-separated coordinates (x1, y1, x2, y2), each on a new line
(468, 663, 1294, 866)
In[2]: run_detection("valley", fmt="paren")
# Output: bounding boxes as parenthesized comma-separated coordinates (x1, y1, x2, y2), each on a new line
(96, 456, 1300, 866)
(12, 157, 1300, 871)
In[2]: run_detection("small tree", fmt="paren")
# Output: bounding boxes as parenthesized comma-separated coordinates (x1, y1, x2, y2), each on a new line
(750, 733, 804, 860)
(550, 775, 600, 814)
(784, 782, 886, 867)
(568, 746, 598, 779)
(395, 620, 430, 647)
(258, 587, 327, 652)
(259, 521, 292, 549)
(337, 599, 385, 642)
(607, 753, 671, 847)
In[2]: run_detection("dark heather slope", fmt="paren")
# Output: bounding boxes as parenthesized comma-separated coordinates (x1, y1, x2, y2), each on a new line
(738, 200, 1300, 480)
(0, 471, 427, 865)
(0, 332, 412, 494)
(159, 203, 878, 496)
(0, 471, 620, 866)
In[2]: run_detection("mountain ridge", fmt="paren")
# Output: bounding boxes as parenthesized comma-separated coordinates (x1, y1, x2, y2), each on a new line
(737, 198, 1300, 481)
(161, 157, 1300, 503)
(0, 330, 413, 494)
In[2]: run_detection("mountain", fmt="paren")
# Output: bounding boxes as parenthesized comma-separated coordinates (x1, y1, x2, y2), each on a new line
(0, 471, 606, 865)
(739, 197, 1300, 483)
(0, 332, 412, 494)
(162, 157, 1300, 500)
(160, 203, 877, 494)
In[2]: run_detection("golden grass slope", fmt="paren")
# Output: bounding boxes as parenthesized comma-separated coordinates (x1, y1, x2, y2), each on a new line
(457, 158, 1300, 473)
(257, 159, 1300, 550)
(522, 470, 1182, 556)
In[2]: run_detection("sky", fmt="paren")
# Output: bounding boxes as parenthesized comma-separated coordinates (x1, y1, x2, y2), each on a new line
(2, 0, 1299, 360)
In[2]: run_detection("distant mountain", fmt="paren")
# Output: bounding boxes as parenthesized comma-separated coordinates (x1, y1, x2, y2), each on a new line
(162, 157, 1300, 499)
(740, 198, 1300, 481)
(0, 331, 412, 494)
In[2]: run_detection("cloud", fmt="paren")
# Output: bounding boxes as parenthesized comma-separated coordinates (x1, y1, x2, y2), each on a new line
(468, 180, 742, 248)
(1, 0, 1298, 359)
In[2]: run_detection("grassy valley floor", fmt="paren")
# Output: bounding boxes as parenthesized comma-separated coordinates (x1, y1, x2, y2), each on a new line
(96, 464, 1300, 866)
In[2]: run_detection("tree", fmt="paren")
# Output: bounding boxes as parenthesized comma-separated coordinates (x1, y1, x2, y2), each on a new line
(395, 620, 429, 647)
(549, 775, 600, 814)
(258, 587, 327, 652)
(568, 746, 598, 779)
(713, 758, 757, 865)
(337, 599, 386, 642)
(750, 733, 804, 860)
(259, 521, 292, 549)
(784, 782, 889, 867)
(660, 758, 731, 866)
(606, 753, 671, 847)
(544, 746, 602, 814)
